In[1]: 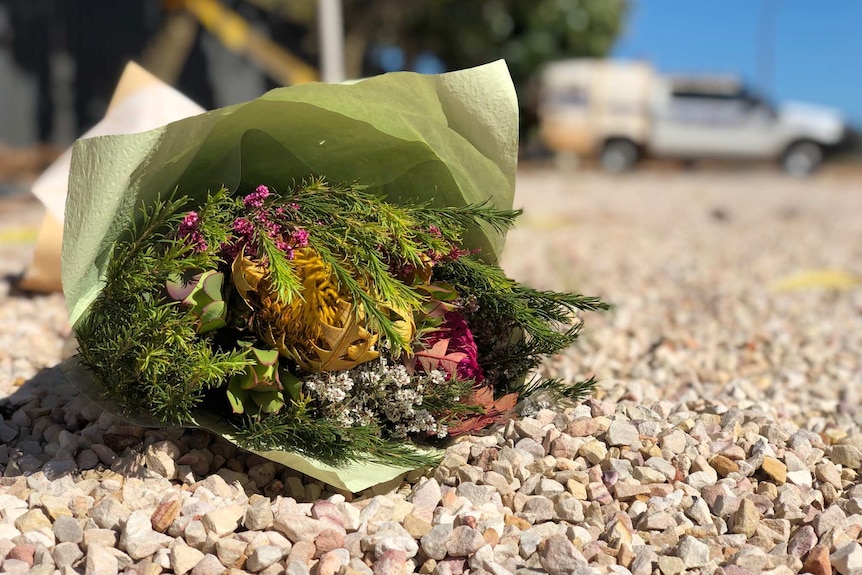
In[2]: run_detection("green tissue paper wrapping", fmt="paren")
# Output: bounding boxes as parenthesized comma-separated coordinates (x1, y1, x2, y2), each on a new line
(61, 61, 518, 492)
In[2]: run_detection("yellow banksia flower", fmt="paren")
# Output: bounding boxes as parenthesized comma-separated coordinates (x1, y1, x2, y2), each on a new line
(232, 248, 381, 372)
(282, 248, 342, 343)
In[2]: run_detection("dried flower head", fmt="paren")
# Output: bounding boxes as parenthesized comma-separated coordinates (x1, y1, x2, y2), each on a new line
(232, 248, 379, 373)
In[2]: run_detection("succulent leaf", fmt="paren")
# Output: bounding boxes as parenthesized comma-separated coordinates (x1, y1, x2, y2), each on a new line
(280, 368, 302, 401)
(227, 346, 294, 415)
(252, 389, 285, 414)
(166, 270, 227, 334)
(199, 302, 227, 333)
(227, 378, 249, 414)
(165, 269, 200, 301)
(251, 347, 279, 367)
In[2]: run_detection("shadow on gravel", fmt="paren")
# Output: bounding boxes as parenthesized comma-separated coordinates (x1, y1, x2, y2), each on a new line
(0, 365, 381, 500)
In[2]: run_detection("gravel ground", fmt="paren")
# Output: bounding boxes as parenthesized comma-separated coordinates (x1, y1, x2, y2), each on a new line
(2, 169, 862, 575)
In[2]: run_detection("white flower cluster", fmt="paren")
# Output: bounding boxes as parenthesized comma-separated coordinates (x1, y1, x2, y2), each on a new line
(303, 356, 449, 438)
(305, 371, 353, 403)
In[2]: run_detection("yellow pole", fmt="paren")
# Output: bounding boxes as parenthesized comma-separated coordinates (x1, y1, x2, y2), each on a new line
(182, 0, 318, 85)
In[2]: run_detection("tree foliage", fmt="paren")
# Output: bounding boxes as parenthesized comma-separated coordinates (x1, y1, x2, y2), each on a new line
(256, 0, 627, 134)
(387, 0, 627, 86)
(391, 0, 629, 135)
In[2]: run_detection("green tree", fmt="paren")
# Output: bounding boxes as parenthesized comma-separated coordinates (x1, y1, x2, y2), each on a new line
(402, 1, 625, 84)
(397, 0, 628, 137)
(246, 0, 628, 135)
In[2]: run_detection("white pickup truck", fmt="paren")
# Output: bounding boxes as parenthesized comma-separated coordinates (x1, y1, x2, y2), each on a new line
(538, 59, 848, 176)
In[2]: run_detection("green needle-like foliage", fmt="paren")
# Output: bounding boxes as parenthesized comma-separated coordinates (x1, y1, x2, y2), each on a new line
(76, 192, 251, 423)
(281, 178, 521, 353)
(233, 404, 443, 468)
(434, 255, 609, 399)
(257, 229, 303, 304)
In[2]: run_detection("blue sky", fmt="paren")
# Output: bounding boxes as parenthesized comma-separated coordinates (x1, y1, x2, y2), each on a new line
(612, 1, 862, 124)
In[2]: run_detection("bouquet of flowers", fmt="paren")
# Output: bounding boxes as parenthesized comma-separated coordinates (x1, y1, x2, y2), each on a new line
(61, 62, 606, 490)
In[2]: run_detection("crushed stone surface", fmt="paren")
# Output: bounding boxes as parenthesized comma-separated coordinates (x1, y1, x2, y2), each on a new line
(2, 170, 862, 575)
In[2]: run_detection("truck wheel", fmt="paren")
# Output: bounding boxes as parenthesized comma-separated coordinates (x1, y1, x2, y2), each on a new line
(782, 141, 823, 177)
(600, 139, 639, 173)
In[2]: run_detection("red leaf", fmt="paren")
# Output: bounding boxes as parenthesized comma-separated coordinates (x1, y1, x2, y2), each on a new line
(446, 386, 519, 437)
(413, 338, 466, 375)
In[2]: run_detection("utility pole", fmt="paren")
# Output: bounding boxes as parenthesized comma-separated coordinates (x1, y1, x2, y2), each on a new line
(318, 0, 345, 83)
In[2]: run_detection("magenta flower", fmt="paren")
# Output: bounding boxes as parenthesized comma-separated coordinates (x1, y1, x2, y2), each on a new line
(219, 242, 241, 260)
(426, 311, 483, 382)
(292, 228, 309, 248)
(177, 211, 207, 253)
(178, 211, 199, 236)
(243, 185, 270, 209)
(265, 220, 282, 238)
(447, 245, 474, 261)
(223, 217, 257, 258)
(233, 217, 254, 236)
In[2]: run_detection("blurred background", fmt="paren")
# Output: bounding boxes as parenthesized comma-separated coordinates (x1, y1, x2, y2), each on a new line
(0, 0, 860, 191)
(1, 0, 862, 428)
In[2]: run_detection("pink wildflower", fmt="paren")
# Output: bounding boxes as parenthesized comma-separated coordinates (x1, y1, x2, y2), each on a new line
(426, 249, 444, 264)
(178, 211, 199, 236)
(447, 245, 475, 261)
(265, 220, 282, 238)
(243, 185, 270, 209)
(232, 218, 254, 236)
(226, 217, 256, 258)
(220, 242, 241, 260)
(291, 228, 309, 248)
(177, 211, 207, 253)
